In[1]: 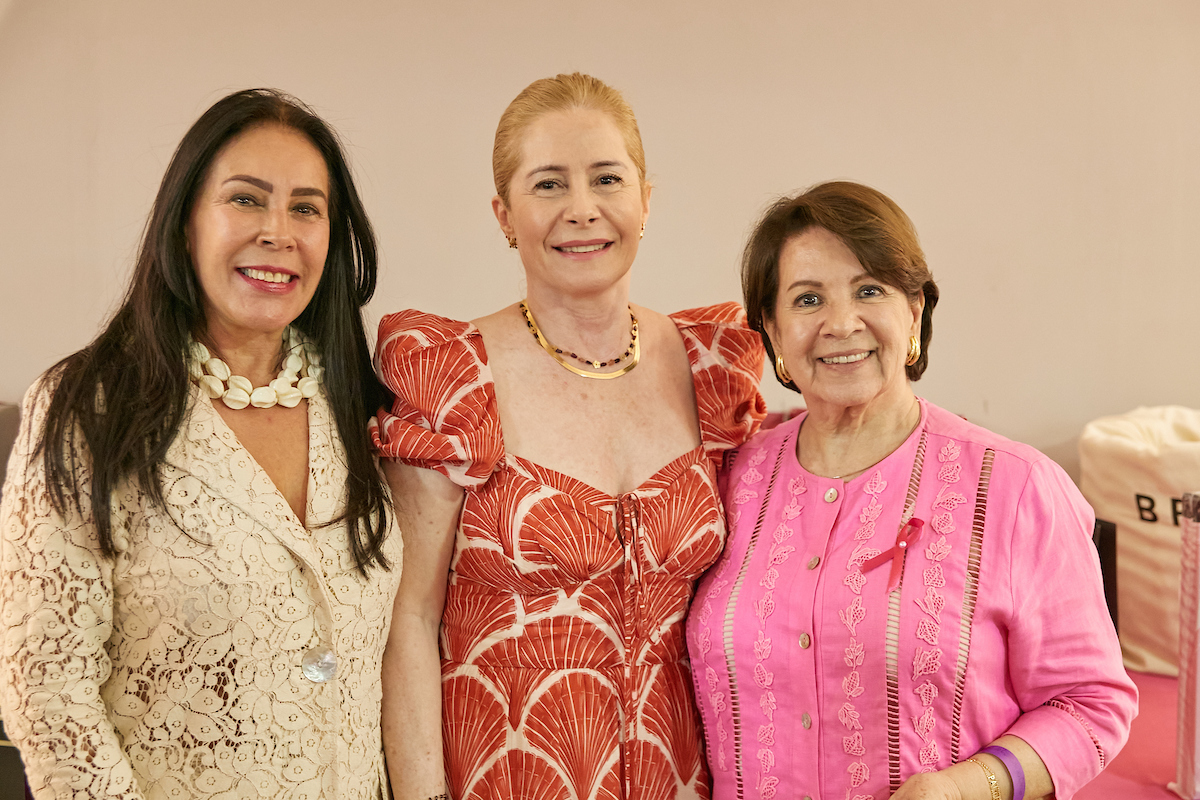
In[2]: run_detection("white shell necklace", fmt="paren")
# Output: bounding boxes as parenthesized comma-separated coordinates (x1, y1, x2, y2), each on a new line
(188, 326, 323, 410)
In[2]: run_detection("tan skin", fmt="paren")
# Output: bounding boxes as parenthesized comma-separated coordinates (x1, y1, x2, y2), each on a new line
(381, 108, 703, 799)
(186, 124, 332, 523)
(766, 227, 1053, 800)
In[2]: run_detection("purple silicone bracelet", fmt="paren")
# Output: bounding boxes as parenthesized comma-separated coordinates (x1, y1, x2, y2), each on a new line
(979, 745, 1025, 800)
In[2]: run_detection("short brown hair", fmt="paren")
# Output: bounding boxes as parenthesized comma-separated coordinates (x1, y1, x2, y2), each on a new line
(742, 181, 939, 388)
(492, 72, 648, 207)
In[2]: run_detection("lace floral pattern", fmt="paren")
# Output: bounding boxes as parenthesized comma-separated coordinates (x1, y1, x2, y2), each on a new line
(0, 381, 403, 799)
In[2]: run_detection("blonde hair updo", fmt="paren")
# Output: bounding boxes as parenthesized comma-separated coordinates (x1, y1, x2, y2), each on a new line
(492, 72, 648, 207)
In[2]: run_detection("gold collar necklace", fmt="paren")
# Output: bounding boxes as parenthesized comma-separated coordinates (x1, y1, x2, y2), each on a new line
(519, 300, 640, 380)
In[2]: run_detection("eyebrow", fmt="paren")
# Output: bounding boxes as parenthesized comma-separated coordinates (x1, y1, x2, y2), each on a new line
(524, 159, 629, 179)
(782, 272, 872, 293)
(224, 174, 327, 200)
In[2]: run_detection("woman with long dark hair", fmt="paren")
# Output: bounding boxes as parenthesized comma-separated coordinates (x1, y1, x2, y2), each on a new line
(0, 88, 400, 799)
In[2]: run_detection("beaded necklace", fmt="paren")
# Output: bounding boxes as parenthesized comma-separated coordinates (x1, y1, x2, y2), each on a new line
(519, 301, 640, 380)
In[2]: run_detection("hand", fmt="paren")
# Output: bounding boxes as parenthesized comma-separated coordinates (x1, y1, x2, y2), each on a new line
(889, 769, 966, 800)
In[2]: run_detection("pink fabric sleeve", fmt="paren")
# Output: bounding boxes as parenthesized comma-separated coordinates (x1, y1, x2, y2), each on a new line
(1001, 456, 1138, 799)
(371, 310, 503, 489)
(670, 302, 767, 462)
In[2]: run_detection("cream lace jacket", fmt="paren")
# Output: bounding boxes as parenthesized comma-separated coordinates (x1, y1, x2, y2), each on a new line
(0, 379, 402, 799)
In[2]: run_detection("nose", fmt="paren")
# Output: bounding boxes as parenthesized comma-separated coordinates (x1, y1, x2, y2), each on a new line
(564, 184, 599, 225)
(257, 204, 296, 249)
(822, 297, 864, 338)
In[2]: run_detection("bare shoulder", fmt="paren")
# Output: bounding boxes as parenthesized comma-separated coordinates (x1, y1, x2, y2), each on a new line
(631, 304, 692, 376)
(470, 303, 522, 342)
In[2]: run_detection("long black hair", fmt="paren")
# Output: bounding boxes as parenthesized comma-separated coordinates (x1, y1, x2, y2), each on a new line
(37, 88, 391, 574)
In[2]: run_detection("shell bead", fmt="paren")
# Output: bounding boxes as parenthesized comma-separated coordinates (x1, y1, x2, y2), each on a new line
(298, 377, 320, 398)
(199, 376, 225, 399)
(222, 388, 251, 410)
(249, 387, 278, 408)
(276, 387, 303, 408)
(206, 358, 232, 381)
(227, 375, 253, 395)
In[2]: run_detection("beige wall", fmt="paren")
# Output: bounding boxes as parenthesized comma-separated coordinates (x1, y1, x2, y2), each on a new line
(1, 0, 1197, 479)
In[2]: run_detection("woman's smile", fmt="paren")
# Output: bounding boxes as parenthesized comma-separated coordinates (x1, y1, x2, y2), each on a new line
(819, 350, 872, 365)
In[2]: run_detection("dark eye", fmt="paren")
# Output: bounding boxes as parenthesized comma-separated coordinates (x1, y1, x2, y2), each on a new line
(796, 292, 820, 308)
(859, 285, 885, 298)
(535, 179, 561, 191)
(231, 194, 258, 207)
(293, 203, 319, 216)
(597, 174, 623, 186)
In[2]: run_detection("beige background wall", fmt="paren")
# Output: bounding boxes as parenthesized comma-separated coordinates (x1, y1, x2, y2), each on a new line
(1, 0, 1196, 479)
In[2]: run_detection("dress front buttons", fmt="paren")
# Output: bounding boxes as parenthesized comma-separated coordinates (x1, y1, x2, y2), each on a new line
(301, 646, 337, 683)
(807, 556, 820, 570)
(802, 712, 812, 729)
(799, 633, 811, 649)
(824, 487, 838, 502)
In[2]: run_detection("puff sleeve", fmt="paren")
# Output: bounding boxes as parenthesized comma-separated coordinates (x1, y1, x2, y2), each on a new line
(670, 302, 767, 462)
(371, 310, 503, 489)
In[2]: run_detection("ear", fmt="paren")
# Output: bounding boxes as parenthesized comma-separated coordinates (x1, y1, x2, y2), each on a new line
(641, 183, 652, 228)
(491, 195, 513, 238)
(762, 315, 780, 355)
(909, 291, 925, 337)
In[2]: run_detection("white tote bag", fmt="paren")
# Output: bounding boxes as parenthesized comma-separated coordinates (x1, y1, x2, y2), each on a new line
(1079, 406, 1200, 675)
(1173, 493, 1200, 799)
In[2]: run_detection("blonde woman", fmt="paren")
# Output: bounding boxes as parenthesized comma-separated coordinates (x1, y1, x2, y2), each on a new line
(376, 73, 765, 799)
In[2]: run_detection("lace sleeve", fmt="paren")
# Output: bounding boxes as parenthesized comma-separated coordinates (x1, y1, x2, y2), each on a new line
(0, 381, 144, 799)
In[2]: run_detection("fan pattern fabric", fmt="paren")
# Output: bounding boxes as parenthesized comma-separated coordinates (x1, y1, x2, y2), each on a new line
(373, 303, 765, 800)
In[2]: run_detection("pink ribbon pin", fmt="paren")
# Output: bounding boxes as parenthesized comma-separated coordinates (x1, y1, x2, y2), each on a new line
(861, 518, 925, 592)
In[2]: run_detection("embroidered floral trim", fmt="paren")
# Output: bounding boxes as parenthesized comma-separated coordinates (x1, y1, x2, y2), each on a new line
(906, 436, 958, 778)
(839, 469, 890, 794)
(719, 443, 786, 797)
(749, 469, 804, 799)
(697, 447, 766, 771)
(886, 432, 929, 792)
(950, 449, 994, 762)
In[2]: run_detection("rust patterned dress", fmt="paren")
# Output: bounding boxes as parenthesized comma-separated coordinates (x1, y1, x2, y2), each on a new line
(372, 303, 765, 800)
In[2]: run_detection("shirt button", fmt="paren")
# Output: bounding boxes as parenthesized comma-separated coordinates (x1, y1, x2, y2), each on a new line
(802, 712, 812, 729)
(301, 646, 337, 683)
(807, 556, 820, 570)
(824, 487, 838, 502)
(799, 633, 811, 649)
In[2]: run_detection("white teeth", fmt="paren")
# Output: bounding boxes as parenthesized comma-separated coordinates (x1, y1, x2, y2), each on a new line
(242, 268, 292, 283)
(820, 352, 870, 364)
(559, 243, 607, 253)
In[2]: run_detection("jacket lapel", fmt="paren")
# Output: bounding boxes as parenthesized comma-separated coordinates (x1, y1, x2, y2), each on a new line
(163, 384, 327, 572)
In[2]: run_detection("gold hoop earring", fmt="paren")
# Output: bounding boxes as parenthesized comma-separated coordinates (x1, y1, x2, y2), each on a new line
(507, 236, 518, 249)
(905, 335, 921, 367)
(774, 353, 792, 385)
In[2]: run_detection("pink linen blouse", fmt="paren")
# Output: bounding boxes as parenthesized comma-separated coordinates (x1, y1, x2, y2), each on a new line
(685, 399, 1136, 800)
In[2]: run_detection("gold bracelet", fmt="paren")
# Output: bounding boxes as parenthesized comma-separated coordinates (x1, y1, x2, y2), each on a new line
(966, 757, 1002, 800)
